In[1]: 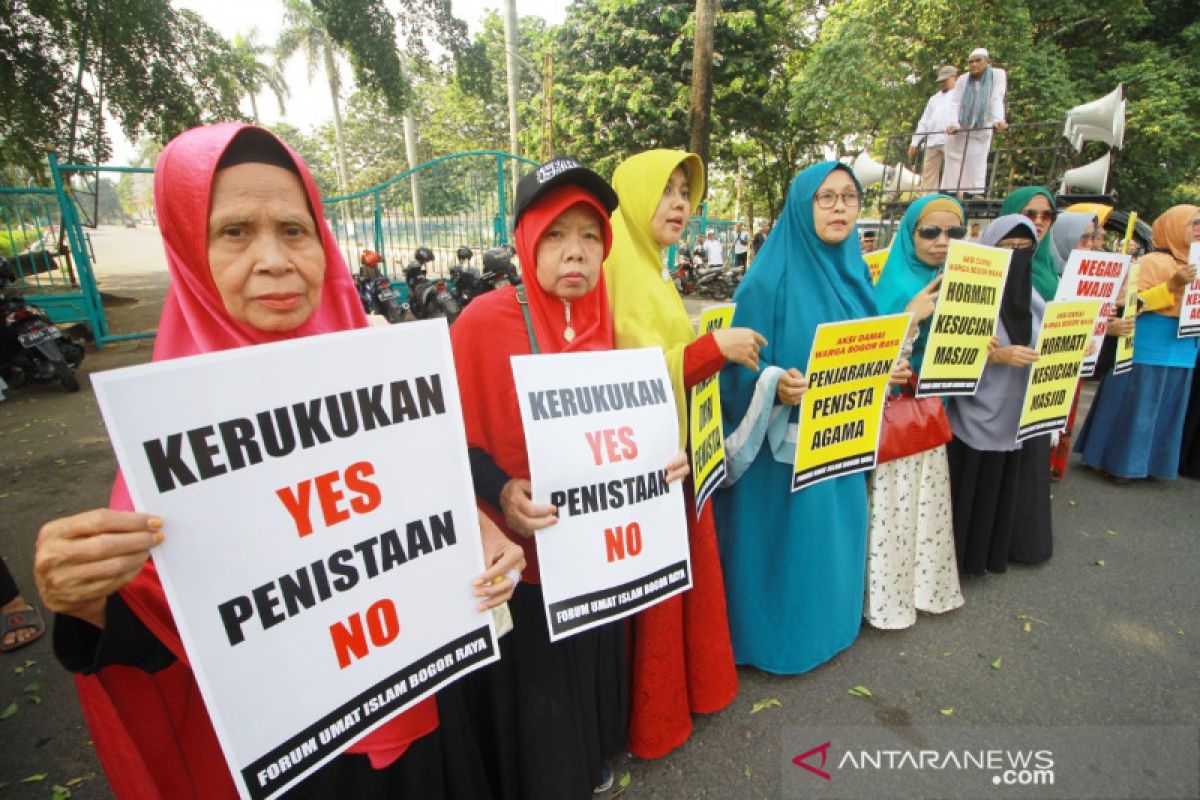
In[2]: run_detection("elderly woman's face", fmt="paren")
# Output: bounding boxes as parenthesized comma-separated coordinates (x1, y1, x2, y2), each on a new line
(651, 167, 691, 247)
(1190, 213, 1200, 243)
(1021, 194, 1054, 239)
(1077, 221, 1100, 250)
(208, 163, 325, 332)
(812, 170, 861, 245)
(535, 204, 605, 300)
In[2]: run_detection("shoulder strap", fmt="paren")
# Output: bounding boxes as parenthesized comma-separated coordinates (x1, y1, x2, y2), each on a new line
(515, 284, 540, 355)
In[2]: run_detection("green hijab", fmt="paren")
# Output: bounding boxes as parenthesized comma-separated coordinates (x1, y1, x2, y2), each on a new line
(999, 186, 1059, 301)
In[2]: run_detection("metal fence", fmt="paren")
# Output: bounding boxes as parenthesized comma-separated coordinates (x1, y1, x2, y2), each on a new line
(322, 150, 539, 283)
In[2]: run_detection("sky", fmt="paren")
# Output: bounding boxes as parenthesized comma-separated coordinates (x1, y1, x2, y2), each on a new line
(108, 0, 568, 164)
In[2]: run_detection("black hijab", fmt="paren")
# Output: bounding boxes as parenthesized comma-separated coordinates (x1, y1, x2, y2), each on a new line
(980, 214, 1038, 346)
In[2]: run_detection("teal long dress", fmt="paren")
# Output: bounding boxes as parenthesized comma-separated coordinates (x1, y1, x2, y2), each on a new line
(714, 163, 878, 674)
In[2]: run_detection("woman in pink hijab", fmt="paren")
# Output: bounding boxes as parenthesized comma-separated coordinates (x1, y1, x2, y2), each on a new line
(32, 124, 522, 798)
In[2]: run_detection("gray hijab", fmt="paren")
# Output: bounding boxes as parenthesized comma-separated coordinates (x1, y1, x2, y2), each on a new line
(1046, 212, 1097, 275)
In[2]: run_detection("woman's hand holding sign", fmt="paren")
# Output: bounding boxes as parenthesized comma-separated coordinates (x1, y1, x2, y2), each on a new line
(714, 328, 767, 371)
(35, 509, 164, 629)
(989, 345, 1039, 367)
(473, 513, 525, 610)
(776, 368, 809, 405)
(500, 478, 559, 539)
(905, 274, 942, 330)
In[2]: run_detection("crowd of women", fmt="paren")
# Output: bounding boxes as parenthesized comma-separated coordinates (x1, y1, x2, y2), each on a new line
(26, 123, 1199, 798)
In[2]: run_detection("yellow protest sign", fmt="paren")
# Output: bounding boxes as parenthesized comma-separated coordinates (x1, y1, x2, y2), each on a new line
(864, 248, 890, 285)
(690, 303, 735, 516)
(917, 240, 1011, 396)
(1113, 263, 1139, 376)
(792, 313, 911, 491)
(1016, 300, 1103, 443)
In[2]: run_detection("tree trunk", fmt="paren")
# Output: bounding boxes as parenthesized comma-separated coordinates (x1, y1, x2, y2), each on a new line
(688, 0, 717, 174)
(249, 92, 260, 124)
(324, 47, 350, 194)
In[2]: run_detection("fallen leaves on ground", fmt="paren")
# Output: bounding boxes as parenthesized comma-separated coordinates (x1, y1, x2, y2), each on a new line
(750, 698, 782, 714)
(940, 707, 954, 716)
(0, 702, 17, 720)
(1095, 559, 1106, 567)
(847, 685, 872, 698)
(990, 657, 1003, 670)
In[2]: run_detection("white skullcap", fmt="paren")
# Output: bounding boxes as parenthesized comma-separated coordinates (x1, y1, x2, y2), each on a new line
(969, 47, 990, 60)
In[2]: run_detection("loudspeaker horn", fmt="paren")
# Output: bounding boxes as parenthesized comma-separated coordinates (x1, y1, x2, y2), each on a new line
(1061, 151, 1111, 195)
(883, 163, 922, 193)
(1063, 85, 1125, 151)
(848, 152, 886, 187)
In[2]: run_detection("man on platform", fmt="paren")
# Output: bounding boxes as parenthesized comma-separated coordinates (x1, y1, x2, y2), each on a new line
(942, 47, 1007, 196)
(908, 65, 959, 191)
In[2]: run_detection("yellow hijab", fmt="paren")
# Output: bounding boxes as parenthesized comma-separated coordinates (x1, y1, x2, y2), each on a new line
(606, 150, 706, 447)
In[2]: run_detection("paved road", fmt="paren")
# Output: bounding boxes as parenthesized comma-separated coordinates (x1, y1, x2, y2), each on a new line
(0, 245, 1196, 798)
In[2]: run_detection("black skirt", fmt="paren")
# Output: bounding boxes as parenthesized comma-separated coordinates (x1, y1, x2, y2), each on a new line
(452, 581, 629, 800)
(1180, 354, 1200, 479)
(286, 678, 496, 799)
(947, 435, 1052, 576)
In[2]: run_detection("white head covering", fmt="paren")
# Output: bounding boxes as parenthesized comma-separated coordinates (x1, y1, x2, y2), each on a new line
(969, 47, 990, 60)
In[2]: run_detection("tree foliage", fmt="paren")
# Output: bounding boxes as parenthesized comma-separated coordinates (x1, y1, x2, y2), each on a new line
(0, 0, 244, 178)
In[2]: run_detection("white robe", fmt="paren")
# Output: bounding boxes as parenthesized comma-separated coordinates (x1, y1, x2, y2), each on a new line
(941, 67, 1007, 193)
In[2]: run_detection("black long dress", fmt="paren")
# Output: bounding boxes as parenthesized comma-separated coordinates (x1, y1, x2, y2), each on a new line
(1180, 349, 1200, 478)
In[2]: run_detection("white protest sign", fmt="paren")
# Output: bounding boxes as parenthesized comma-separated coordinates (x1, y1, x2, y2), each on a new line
(1053, 248, 1131, 376)
(92, 322, 497, 800)
(1180, 243, 1200, 338)
(511, 348, 691, 641)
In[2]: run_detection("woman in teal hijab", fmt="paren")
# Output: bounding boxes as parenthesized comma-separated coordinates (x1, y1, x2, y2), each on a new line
(999, 186, 1059, 300)
(866, 195, 966, 629)
(715, 162, 879, 673)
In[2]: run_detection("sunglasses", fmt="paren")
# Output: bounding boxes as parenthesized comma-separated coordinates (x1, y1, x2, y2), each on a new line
(916, 225, 967, 240)
(1023, 209, 1055, 222)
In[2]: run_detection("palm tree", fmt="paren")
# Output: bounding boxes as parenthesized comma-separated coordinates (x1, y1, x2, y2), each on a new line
(231, 29, 288, 123)
(276, 0, 349, 194)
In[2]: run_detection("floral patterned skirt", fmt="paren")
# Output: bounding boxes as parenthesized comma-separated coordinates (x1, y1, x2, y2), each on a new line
(865, 445, 964, 629)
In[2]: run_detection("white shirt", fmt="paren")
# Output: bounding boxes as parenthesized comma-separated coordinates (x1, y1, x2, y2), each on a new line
(910, 88, 958, 149)
(945, 67, 1007, 130)
(703, 237, 725, 265)
(733, 231, 749, 255)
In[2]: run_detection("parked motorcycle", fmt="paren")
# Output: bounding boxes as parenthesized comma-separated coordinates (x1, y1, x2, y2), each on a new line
(355, 250, 406, 323)
(404, 247, 460, 323)
(0, 258, 85, 392)
(673, 248, 696, 295)
(691, 258, 734, 300)
(449, 245, 522, 310)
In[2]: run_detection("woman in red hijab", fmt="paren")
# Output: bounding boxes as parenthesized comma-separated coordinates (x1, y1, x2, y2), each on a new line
(451, 158, 688, 798)
(32, 123, 522, 798)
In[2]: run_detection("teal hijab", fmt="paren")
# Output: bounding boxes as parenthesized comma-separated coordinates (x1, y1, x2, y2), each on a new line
(875, 194, 965, 373)
(1000, 185, 1059, 301)
(723, 162, 877, 425)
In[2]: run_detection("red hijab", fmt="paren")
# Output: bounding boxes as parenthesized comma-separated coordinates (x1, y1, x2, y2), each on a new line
(78, 124, 434, 800)
(450, 184, 614, 583)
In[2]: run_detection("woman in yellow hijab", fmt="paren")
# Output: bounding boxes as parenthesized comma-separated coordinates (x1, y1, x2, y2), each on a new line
(605, 150, 763, 758)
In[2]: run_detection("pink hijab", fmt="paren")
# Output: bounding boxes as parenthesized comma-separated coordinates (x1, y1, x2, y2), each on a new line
(78, 125, 433, 800)
(150, 121, 367, 357)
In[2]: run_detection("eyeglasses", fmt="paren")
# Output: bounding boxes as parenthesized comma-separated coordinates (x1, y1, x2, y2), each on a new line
(1023, 210, 1055, 222)
(916, 225, 967, 241)
(814, 190, 862, 209)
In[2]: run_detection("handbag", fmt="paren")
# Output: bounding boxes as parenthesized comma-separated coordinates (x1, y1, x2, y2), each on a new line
(877, 376, 952, 464)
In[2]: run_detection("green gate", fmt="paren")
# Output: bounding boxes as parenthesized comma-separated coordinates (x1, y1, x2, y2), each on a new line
(0, 153, 155, 347)
(322, 150, 538, 287)
(2, 150, 537, 344)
